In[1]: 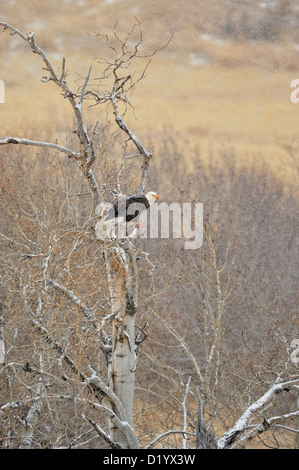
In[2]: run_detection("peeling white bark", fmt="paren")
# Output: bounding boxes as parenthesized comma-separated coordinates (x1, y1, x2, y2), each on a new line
(105, 242, 139, 448)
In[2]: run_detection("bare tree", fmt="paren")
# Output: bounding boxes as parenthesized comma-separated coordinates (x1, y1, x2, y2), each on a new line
(0, 21, 165, 449)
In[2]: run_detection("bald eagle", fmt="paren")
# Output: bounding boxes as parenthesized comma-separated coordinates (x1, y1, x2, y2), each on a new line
(104, 191, 159, 223)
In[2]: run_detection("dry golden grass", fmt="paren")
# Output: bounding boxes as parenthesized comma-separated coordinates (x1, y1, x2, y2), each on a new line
(1, 1, 298, 192)
(2, 57, 298, 193)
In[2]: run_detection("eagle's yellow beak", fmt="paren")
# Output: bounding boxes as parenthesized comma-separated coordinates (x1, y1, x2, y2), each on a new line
(155, 195, 159, 199)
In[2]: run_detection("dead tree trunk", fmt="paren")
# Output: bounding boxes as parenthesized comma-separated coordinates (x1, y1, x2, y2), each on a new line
(196, 387, 217, 449)
(105, 242, 138, 447)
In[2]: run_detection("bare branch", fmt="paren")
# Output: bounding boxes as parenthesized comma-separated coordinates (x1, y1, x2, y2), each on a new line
(80, 66, 92, 108)
(83, 414, 123, 449)
(0, 22, 101, 208)
(182, 376, 191, 449)
(110, 94, 152, 194)
(88, 21, 169, 195)
(135, 31, 174, 59)
(116, 153, 143, 192)
(46, 278, 94, 321)
(152, 309, 203, 382)
(0, 136, 81, 159)
(31, 319, 107, 402)
(217, 378, 299, 449)
(144, 430, 196, 449)
(234, 410, 299, 448)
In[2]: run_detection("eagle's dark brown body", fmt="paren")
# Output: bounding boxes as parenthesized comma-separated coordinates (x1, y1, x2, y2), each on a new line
(104, 195, 150, 222)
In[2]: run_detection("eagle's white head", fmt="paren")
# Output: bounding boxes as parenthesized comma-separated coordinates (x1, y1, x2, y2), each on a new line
(145, 191, 159, 205)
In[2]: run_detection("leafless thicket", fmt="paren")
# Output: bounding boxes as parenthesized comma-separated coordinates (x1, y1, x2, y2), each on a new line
(139, 149, 299, 448)
(0, 22, 298, 449)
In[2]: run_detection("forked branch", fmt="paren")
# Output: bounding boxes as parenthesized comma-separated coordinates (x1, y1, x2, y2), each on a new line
(0, 22, 100, 208)
(88, 21, 173, 195)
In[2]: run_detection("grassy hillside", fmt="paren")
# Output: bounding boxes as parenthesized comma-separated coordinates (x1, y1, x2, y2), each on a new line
(1, 0, 299, 194)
